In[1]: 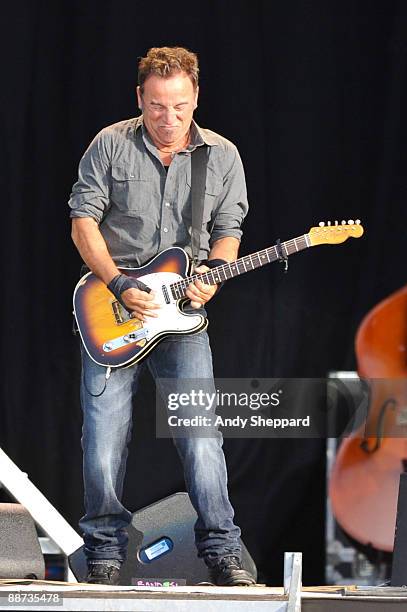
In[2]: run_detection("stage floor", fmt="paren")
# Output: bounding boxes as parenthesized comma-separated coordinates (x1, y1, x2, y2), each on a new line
(1, 580, 407, 612)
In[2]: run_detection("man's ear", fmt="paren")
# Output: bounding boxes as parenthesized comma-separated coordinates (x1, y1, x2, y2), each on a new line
(194, 86, 199, 109)
(136, 86, 143, 110)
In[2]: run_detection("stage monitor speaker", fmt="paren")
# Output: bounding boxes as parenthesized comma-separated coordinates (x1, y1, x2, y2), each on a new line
(69, 492, 257, 586)
(391, 473, 407, 586)
(0, 503, 45, 579)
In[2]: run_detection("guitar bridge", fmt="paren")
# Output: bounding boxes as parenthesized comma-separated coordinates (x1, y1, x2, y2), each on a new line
(112, 300, 130, 324)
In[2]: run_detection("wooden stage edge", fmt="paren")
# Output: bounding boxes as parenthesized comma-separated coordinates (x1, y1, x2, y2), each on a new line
(1, 581, 407, 611)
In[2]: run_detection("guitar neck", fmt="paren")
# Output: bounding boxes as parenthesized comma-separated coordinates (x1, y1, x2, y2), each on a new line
(170, 234, 311, 299)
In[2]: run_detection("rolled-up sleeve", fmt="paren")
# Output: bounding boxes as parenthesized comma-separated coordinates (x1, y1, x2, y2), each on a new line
(68, 129, 112, 222)
(209, 146, 249, 245)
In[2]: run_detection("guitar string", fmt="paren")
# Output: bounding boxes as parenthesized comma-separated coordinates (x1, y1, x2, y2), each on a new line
(171, 237, 308, 292)
(169, 234, 310, 298)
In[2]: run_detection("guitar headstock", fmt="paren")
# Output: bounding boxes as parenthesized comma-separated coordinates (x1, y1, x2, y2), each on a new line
(308, 219, 364, 246)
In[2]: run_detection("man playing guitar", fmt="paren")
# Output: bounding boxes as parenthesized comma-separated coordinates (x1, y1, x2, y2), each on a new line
(69, 46, 255, 586)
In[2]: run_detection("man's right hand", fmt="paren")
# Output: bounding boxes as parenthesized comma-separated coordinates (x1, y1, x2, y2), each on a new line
(121, 287, 161, 321)
(107, 274, 161, 321)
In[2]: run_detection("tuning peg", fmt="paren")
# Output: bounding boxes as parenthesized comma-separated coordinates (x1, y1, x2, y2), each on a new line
(341, 220, 346, 225)
(355, 219, 361, 224)
(348, 219, 354, 224)
(327, 221, 332, 226)
(335, 220, 338, 226)
(319, 222, 325, 227)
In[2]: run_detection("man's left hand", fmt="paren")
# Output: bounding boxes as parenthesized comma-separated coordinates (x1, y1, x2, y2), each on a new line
(186, 265, 218, 309)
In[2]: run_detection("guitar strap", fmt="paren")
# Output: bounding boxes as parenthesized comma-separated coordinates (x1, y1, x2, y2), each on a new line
(190, 144, 208, 268)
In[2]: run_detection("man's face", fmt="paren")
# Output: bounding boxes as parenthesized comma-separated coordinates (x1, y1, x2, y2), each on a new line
(137, 72, 198, 148)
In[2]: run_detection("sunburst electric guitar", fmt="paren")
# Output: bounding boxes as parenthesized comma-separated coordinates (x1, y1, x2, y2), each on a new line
(73, 220, 364, 368)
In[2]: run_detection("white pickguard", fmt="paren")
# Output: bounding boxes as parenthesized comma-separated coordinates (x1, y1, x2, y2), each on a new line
(139, 271, 203, 333)
(103, 271, 205, 353)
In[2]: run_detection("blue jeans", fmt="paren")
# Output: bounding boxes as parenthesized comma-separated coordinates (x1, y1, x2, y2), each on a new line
(78, 329, 241, 566)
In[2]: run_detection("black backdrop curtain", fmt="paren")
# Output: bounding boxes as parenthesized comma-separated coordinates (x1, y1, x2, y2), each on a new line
(0, 1, 405, 585)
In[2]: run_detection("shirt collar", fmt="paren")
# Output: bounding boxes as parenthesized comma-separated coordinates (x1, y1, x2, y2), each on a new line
(189, 120, 219, 147)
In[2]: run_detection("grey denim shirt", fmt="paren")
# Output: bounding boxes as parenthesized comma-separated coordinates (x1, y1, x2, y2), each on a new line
(68, 116, 249, 266)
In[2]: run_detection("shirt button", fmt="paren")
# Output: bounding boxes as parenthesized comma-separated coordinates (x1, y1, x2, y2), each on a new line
(163, 227, 169, 233)
(165, 202, 171, 207)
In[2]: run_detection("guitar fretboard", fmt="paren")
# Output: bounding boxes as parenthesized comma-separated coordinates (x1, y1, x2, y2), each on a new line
(170, 234, 311, 300)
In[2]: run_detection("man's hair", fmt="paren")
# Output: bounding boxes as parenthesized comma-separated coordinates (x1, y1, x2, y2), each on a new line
(138, 47, 199, 92)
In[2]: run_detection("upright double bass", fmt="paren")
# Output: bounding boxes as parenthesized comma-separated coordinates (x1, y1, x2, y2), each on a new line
(330, 284, 407, 552)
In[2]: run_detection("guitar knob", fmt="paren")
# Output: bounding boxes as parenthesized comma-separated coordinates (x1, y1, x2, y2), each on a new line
(319, 222, 325, 227)
(355, 219, 361, 224)
(341, 220, 346, 225)
(335, 220, 339, 225)
(327, 221, 331, 226)
(348, 219, 354, 224)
